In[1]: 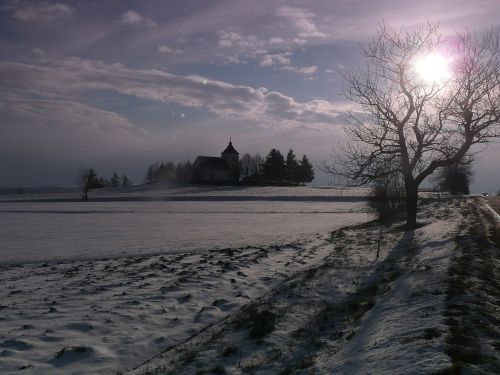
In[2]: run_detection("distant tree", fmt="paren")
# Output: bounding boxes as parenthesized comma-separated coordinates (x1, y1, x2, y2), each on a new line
(157, 162, 176, 182)
(95, 176, 110, 188)
(77, 167, 98, 200)
(285, 149, 299, 185)
(252, 153, 263, 176)
(122, 174, 132, 187)
(438, 156, 473, 195)
(175, 161, 192, 184)
(297, 155, 315, 185)
(111, 172, 121, 188)
(262, 149, 286, 183)
(240, 153, 256, 179)
(145, 162, 160, 184)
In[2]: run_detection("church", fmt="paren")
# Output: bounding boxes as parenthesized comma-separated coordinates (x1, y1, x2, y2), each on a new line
(191, 139, 240, 185)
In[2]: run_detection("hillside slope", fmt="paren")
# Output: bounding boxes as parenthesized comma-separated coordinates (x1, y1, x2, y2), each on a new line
(130, 197, 500, 374)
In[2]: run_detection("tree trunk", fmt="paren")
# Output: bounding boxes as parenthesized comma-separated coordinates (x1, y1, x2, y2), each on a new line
(405, 184, 418, 230)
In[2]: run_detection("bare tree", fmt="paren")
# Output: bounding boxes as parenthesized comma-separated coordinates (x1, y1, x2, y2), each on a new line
(77, 167, 97, 200)
(323, 23, 500, 229)
(240, 153, 255, 179)
(252, 153, 264, 176)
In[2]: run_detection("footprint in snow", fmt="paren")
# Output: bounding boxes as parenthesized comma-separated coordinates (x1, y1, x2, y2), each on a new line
(0, 339, 33, 351)
(49, 346, 95, 367)
(65, 323, 93, 332)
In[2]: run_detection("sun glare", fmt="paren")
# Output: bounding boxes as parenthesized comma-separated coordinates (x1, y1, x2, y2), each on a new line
(414, 52, 451, 84)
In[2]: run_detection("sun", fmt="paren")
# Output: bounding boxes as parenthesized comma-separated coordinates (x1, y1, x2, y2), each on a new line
(414, 52, 451, 84)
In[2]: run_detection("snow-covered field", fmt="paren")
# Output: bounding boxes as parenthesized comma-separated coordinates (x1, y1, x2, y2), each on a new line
(0, 189, 372, 374)
(0, 200, 370, 265)
(0, 185, 370, 202)
(2, 191, 499, 374)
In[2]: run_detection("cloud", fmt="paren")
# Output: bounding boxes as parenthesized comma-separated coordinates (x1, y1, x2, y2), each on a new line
(158, 45, 182, 54)
(259, 52, 292, 67)
(12, 1, 73, 22)
(276, 6, 327, 39)
(296, 65, 318, 75)
(32, 48, 45, 56)
(258, 53, 317, 75)
(217, 30, 264, 51)
(121, 10, 156, 28)
(217, 31, 317, 75)
(269, 37, 285, 45)
(0, 94, 143, 136)
(0, 58, 344, 128)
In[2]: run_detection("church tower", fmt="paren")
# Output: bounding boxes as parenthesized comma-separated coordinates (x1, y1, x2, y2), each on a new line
(221, 137, 239, 171)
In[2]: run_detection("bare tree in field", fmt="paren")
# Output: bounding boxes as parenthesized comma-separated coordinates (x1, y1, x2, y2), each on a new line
(323, 23, 500, 229)
(78, 167, 98, 200)
(240, 153, 255, 179)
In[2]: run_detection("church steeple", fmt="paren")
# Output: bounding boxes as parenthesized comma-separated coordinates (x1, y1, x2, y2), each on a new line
(221, 138, 239, 173)
(221, 138, 239, 155)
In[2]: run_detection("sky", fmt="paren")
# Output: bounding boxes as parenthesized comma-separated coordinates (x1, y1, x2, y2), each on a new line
(1, 0, 500, 192)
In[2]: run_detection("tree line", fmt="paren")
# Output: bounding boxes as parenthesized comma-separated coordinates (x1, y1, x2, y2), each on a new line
(240, 149, 314, 185)
(77, 147, 315, 200)
(145, 161, 192, 184)
(78, 168, 132, 200)
(143, 148, 315, 186)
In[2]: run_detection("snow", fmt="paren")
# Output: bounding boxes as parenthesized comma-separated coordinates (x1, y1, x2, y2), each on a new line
(3, 191, 495, 374)
(0, 193, 371, 374)
(0, 185, 370, 202)
(127, 199, 466, 375)
(0, 200, 369, 265)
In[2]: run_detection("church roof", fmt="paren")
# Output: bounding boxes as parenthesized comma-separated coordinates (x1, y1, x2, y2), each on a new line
(194, 156, 230, 170)
(221, 141, 239, 155)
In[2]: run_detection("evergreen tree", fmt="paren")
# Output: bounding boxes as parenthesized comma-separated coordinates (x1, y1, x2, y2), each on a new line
(285, 149, 299, 185)
(145, 161, 160, 184)
(262, 149, 286, 183)
(122, 174, 132, 187)
(157, 161, 176, 182)
(298, 155, 315, 185)
(111, 172, 121, 188)
(438, 157, 473, 194)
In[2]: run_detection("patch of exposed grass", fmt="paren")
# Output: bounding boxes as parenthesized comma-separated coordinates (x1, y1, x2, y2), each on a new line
(423, 327, 441, 340)
(221, 345, 238, 357)
(295, 355, 315, 370)
(180, 349, 197, 364)
(209, 365, 226, 374)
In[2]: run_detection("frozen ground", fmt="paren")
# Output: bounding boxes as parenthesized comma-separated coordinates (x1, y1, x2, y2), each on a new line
(0, 200, 370, 265)
(0, 185, 370, 202)
(129, 197, 500, 375)
(0, 192, 371, 374)
(2, 195, 499, 374)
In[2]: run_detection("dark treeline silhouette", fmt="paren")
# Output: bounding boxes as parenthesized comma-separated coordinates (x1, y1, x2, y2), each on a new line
(240, 149, 314, 186)
(144, 161, 192, 185)
(144, 148, 315, 186)
(77, 167, 132, 200)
